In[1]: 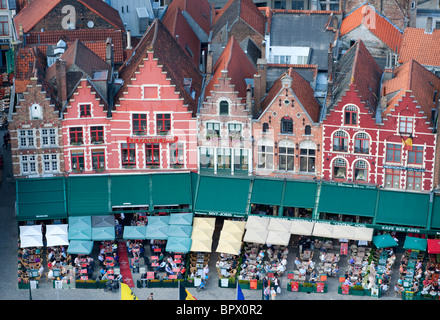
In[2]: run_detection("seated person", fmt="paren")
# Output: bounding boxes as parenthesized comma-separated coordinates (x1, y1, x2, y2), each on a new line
(331, 265, 339, 278)
(299, 266, 307, 276)
(165, 264, 174, 276)
(294, 257, 302, 269)
(309, 270, 318, 283)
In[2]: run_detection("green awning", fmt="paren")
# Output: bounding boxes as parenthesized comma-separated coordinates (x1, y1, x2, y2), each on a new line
(16, 177, 67, 221)
(68, 176, 110, 216)
(430, 195, 440, 229)
(165, 236, 192, 253)
(67, 240, 94, 255)
(317, 183, 377, 217)
(403, 236, 427, 251)
(195, 176, 251, 216)
(283, 180, 317, 209)
(91, 227, 115, 241)
(123, 226, 147, 240)
(375, 190, 430, 228)
(151, 173, 192, 207)
(250, 178, 284, 206)
(110, 174, 150, 207)
(372, 234, 398, 248)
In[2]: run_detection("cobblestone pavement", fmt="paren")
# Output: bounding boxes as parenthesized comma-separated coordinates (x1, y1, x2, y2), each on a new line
(0, 129, 401, 302)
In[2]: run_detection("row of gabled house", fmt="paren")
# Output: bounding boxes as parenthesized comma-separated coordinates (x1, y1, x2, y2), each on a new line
(7, 0, 440, 196)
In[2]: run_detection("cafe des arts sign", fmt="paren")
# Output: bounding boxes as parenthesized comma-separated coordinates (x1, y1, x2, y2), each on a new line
(127, 136, 178, 144)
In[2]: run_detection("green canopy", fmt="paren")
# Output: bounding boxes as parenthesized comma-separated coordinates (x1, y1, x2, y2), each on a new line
(147, 215, 170, 227)
(67, 240, 94, 255)
(123, 226, 147, 240)
(92, 227, 115, 241)
(165, 237, 192, 253)
(372, 234, 398, 249)
(169, 212, 193, 225)
(145, 224, 169, 240)
(403, 236, 427, 251)
(68, 216, 92, 240)
(167, 225, 193, 238)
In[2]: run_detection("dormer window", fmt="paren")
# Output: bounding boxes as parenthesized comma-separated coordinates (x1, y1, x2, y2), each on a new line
(30, 103, 42, 120)
(399, 116, 413, 134)
(80, 104, 91, 118)
(344, 105, 358, 126)
(219, 100, 229, 115)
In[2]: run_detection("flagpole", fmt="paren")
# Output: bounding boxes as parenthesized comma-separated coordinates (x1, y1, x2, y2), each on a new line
(178, 278, 180, 300)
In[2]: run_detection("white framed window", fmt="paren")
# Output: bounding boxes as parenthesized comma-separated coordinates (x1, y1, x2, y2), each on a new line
(41, 128, 57, 147)
(206, 122, 220, 137)
(19, 130, 35, 148)
(274, 55, 291, 64)
(278, 139, 294, 171)
(258, 138, 274, 170)
(43, 154, 58, 173)
(21, 155, 37, 174)
(228, 123, 242, 136)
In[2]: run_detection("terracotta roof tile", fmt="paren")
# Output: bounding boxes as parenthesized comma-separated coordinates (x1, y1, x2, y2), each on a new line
(14, 0, 124, 34)
(164, 0, 212, 36)
(213, 0, 266, 37)
(382, 59, 440, 121)
(340, 4, 402, 52)
(261, 67, 321, 122)
(398, 28, 440, 67)
(204, 36, 257, 101)
(24, 29, 125, 63)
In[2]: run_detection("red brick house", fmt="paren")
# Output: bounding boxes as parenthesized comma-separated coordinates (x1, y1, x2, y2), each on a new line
(253, 67, 322, 179)
(379, 59, 440, 191)
(321, 40, 383, 184)
(102, 19, 203, 173)
(9, 47, 64, 178)
(197, 36, 256, 175)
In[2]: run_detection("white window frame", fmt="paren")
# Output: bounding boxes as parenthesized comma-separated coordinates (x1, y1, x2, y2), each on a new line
(19, 129, 35, 148)
(41, 128, 58, 147)
(21, 155, 37, 175)
(42, 154, 59, 173)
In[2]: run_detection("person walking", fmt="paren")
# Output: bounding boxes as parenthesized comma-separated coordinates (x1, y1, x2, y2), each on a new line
(263, 285, 270, 300)
(147, 293, 154, 300)
(270, 287, 276, 300)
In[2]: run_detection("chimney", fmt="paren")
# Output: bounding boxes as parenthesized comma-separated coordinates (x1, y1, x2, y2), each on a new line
(126, 30, 132, 49)
(206, 50, 213, 77)
(261, 39, 266, 60)
(425, 17, 433, 34)
(56, 59, 67, 104)
(253, 73, 262, 118)
(409, 1, 417, 28)
(380, 86, 388, 111)
(256, 58, 267, 99)
(246, 84, 252, 111)
(327, 42, 333, 84)
(106, 37, 114, 66)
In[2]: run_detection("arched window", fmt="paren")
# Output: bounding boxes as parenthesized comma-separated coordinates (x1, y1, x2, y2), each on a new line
(304, 125, 312, 135)
(354, 132, 369, 154)
(333, 158, 347, 180)
(299, 140, 316, 173)
(344, 105, 358, 126)
(280, 117, 293, 134)
(219, 100, 229, 115)
(333, 131, 348, 152)
(354, 160, 368, 182)
(278, 139, 294, 171)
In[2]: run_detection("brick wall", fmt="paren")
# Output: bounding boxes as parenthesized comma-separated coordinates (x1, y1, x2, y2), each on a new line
(9, 78, 64, 177)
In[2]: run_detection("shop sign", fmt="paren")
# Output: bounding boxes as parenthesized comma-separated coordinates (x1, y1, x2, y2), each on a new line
(35, 214, 49, 218)
(376, 225, 423, 233)
(126, 136, 178, 144)
(383, 165, 425, 172)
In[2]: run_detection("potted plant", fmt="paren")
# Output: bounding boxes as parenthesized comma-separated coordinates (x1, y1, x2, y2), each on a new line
(351, 285, 365, 296)
(148, 279, 162, 288)
(300, 282, 315, 293)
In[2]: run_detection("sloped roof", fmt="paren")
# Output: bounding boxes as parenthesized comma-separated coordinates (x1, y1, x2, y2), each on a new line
(260, 67, 321, 123)
(398, 28, 440, 67)
(328, 40, 383, 113)
(14, 0, 124, 34)
(204, 36, 257, 102)
(163, 0, 212, 36)
(162, 5, 201, 68)
(340, 3, 402, 53)
(212, 0, 265, 38)
(23, 29, 125, 64)
(382, 59, 440, 122)
(116, 19, 203, 117)
(46, 39, 111, 83)
(269, 12, 337, 71)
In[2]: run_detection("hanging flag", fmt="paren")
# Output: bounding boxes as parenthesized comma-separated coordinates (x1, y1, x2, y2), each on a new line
(237, 282, 245, 300)
(179, 283, 197, 300)
(402, 136, 413, 151)
(121, 282, 139, 300)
